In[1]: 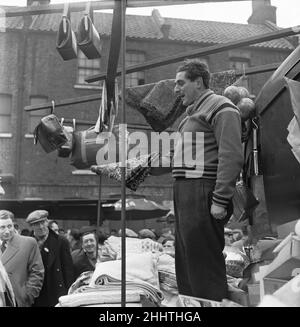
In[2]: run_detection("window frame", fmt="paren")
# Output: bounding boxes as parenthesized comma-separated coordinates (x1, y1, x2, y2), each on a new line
(229, 57, 251, 91)
(75, 49, 102, 89)
(26, 95, 49, 136)
(125, 50, 146, 87)
(0, 93, 12, 135)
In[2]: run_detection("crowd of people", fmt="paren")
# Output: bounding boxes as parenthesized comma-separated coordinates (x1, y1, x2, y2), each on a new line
(0, 209, 175, 307)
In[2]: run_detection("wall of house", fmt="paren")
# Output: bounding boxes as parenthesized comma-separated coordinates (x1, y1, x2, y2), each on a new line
(0, 32, 21, 179)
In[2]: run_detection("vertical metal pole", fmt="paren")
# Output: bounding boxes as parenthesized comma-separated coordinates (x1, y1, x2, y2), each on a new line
(96, 175, 102, 231)
(120, 0, 127, 308)
(96, 175, 102, 260)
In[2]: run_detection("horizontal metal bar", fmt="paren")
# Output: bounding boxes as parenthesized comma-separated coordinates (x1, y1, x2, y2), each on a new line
(235, 62, 280, 76)
(4, 0, 252, 17)
(24, 61, 281, 112)
(86, 26, 299, 83)
(62, 118, 162, 130)
(24, 93, 101, 111)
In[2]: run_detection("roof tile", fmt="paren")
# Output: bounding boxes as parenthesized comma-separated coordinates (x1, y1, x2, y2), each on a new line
(2, 10, 294, 50)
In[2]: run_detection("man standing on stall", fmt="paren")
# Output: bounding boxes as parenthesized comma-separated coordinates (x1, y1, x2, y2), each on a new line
(152, 59, 243, 301)
(26, 210, 74, 306)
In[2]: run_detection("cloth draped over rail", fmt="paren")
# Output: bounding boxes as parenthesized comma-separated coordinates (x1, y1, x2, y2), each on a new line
(124, 70, 238, 132)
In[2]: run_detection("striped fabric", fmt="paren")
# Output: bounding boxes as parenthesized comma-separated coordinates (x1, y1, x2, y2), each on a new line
(172, 89, 243, 207)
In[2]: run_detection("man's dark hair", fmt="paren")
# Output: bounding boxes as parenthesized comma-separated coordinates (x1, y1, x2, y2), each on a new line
(80, 226, 97, 239)
(177, 59, 210, 88)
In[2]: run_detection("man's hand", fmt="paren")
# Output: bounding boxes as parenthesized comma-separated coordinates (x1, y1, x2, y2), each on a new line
(210, 203, 227, 220)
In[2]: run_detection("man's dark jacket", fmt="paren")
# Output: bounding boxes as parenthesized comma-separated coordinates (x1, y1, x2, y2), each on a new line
(33, 229, 74, 307)
(72, 249, 95, 280)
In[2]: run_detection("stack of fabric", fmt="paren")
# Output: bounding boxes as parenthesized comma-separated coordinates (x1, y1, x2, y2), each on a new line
(58, 283, 162, 307)
(57, 252, 163, 307)
(157, 253, 179, 307)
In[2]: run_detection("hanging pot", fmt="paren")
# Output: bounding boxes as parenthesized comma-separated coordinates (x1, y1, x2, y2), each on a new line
(56, 3, 77, 61)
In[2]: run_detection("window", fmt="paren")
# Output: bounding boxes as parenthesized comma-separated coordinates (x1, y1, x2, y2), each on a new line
(77, 50, 101, 87)
(229, 59, 249, 72)
(229, 59, 250, 89)
(28, 96, 49, 134)
(0, 94, 12, 133)
(126, 51, 145, 87)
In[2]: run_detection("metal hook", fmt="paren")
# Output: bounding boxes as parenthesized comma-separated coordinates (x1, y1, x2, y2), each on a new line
(84, 1, 93, 30)
(62, 2, 70, 18)
(252, 117, 258, 129)
(51, 100, 55, 114)
(85, 1, 93, 20)
(62, 2, 70, 34)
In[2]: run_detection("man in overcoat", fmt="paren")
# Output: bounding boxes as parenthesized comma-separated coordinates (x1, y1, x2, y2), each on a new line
(26, 210, 74, 306)
(0, 210, 44, 307)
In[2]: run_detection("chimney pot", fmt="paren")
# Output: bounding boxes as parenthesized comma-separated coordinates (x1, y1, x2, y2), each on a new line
(151, 9, 171, 39)
(248, 0, 277, 25)
(27, 0, 50, 6)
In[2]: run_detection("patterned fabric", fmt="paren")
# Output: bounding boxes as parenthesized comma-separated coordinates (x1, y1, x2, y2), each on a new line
(223, 246, 250, 278)
(125, 79, 186, 132)
(91, 153, 159, 191)
(106, 236, 162, 260)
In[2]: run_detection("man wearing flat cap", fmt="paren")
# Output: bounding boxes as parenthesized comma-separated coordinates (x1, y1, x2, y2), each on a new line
(26, 210, 74, 306)
(0, 210, 44, 307)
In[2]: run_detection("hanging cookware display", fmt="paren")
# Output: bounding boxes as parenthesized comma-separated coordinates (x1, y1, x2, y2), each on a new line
(77, 1, 101, 59)
(57, 118, 76, 158)
(56, 2, 77, 61)
(33, 102, 68, 153)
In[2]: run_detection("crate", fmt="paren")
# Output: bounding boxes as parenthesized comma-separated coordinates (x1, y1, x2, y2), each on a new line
(228, 290, 249, 307)
(247, 283, 260, 307)
(263, 277, 287, 296)
(267, 237, 300, 280)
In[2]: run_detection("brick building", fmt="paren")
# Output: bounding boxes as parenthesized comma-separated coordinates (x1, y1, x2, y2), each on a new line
(0, 0, 295, 231)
